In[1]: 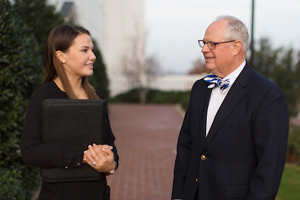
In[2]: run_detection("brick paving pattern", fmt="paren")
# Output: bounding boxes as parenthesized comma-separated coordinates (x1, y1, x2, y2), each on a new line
(107, 104, 184, 200)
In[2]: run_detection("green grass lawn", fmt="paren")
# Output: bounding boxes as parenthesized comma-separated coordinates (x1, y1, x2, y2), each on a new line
(276, 163, 300, 200)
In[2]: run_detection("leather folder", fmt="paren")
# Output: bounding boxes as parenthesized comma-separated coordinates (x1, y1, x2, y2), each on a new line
(40, 99, 105, 182)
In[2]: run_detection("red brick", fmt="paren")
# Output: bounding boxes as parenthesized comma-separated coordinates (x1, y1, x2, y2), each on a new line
(107, 104, 183, 200)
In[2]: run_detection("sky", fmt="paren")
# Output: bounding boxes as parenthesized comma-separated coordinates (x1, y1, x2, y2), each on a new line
(145, 0, 300, 74)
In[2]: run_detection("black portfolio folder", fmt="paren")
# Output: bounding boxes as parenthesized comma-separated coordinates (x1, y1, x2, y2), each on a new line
(40, 99, 105, 182)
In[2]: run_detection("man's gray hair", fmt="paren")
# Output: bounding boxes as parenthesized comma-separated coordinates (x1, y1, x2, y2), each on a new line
(216, 15, 249, 51)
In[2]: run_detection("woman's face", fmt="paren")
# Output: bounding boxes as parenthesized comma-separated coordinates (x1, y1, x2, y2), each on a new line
(61, 33, 96, 79)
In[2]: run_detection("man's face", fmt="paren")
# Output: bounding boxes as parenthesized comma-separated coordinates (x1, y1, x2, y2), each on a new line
(201, 20, 234, 78)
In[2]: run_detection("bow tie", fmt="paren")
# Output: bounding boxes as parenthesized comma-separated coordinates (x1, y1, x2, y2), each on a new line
(204, 74, 230, 93)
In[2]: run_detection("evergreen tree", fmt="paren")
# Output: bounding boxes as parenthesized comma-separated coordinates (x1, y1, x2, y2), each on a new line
(88, 40, 110, 98)
(0, 0, 43, 199)
(14, 0, 64, 66)
(252, 38, 300, 116)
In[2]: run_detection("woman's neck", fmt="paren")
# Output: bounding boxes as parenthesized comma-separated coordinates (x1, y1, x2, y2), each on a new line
(54, 76, 88, 99)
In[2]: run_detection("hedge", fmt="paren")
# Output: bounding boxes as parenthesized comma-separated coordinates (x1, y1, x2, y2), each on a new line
(0, 0, 43, 199)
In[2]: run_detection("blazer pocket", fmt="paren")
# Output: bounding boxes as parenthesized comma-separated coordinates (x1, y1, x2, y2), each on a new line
(226, 185, 249, 199)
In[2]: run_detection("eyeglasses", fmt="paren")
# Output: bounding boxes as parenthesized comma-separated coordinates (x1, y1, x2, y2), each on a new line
(198, 40, 236, 50)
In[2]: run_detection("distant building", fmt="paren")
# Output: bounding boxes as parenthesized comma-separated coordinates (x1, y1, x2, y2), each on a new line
(60, 2, 78, 24)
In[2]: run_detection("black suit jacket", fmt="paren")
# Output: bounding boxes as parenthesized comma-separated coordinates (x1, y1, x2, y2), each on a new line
(172, 62, 289, 200)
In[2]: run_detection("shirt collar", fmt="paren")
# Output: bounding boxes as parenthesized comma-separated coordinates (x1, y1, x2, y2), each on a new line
(222, 60, 246, 87)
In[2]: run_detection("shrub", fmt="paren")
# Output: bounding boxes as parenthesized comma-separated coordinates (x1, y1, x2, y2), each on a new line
(110, 89, 190, 110)
(287, 126, 300, 162)
(88, 40, 110, 98)
(0, 0, 43, 199)
(146, 90, 190, 109)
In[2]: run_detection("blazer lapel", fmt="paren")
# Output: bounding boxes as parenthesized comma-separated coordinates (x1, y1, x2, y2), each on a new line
(203, 63, 252, 149)
(199, 85, 212, 147)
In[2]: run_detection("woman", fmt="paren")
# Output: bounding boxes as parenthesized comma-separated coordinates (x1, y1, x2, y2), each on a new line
(21, 24, 118, 200)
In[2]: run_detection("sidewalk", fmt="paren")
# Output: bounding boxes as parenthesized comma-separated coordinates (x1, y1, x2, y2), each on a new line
(107, 104, 184, 200)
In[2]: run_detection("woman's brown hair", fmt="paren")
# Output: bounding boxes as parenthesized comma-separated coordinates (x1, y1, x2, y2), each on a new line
(44, 24, 100, 99)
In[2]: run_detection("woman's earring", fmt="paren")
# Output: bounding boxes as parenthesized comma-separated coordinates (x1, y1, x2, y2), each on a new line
(62, 60, 66, 64)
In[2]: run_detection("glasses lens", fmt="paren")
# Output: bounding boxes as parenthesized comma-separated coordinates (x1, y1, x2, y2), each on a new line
(207, 42, 215, 50)
(199, 40, 205, 47)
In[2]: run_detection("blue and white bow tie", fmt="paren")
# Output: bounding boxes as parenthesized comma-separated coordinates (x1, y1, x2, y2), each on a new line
(204, 74, 230, 93)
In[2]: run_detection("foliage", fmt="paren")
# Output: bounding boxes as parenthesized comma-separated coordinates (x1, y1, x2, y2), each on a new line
(88, 40, 110, 98)
(188, 57, 210, 74)
(110, 89, 190, 110)
(110, 89, 141, 103)
(287, 126, 300, 161)
(252, 38, 300, 116)
(0, 0, 43, 199)
(14, 0, 64, 66)
(0, 168, 26, 199)
(276, 163, 300, 200)
(146, 90, 190, 110)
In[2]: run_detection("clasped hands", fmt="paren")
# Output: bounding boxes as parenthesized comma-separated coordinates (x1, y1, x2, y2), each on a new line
(83, 143, 115, 173)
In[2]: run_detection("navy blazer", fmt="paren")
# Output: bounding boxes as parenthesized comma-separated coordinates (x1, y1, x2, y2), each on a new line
(172, 62, 289, 200)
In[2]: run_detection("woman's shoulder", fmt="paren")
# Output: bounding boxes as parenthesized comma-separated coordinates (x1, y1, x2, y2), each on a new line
(33, 81, 56, 95)
(30, 81, 66, 103)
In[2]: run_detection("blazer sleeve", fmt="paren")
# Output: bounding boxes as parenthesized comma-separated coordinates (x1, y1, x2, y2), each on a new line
(247, 85, 289, 199)
(172, 83, 197, 199)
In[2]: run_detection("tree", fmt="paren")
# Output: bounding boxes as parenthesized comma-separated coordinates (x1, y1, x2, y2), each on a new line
(121, 20, 160, 103)
(0, 0, 43, 199)
(122, 52, 161, 103)
(188, 57, 209, 74)
(121, 21, 145, 94)
(88, 40, 110, 98)
(252, 38, 300, 116)
(14, 0, 64, 66)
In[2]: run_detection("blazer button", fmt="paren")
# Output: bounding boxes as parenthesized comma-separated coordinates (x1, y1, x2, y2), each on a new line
(196, 178, 198, 182)
(201, 155, 206, 160)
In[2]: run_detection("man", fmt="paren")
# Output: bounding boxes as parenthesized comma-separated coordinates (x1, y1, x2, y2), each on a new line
(172, 16, 289, 200)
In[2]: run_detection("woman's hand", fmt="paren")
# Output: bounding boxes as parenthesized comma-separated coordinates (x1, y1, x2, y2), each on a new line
(83, 144, 116, 173)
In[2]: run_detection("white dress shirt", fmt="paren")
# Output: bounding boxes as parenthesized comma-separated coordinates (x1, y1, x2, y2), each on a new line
(206, 60, 246, 136)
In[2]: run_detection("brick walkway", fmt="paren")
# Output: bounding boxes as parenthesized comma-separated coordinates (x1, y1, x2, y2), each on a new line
(107, 104, 184, 200)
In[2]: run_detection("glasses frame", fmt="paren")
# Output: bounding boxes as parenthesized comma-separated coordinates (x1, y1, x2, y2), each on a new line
(198, 40, 236, 50)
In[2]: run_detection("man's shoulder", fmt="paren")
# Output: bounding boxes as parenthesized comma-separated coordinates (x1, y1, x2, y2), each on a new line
(246, 68, 284, 97)
(250, 68, 280, 88)
(193, 77, 208, 88)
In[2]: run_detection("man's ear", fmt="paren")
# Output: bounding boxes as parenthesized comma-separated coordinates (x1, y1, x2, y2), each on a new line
(55, 50, 65, 63)
(232, 40, 243, 56)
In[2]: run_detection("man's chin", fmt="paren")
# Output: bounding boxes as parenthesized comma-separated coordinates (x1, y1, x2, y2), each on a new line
(205, 64, 215, 72)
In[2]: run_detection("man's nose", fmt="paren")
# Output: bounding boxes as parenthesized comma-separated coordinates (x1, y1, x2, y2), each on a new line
(201, 43, 210, 53)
